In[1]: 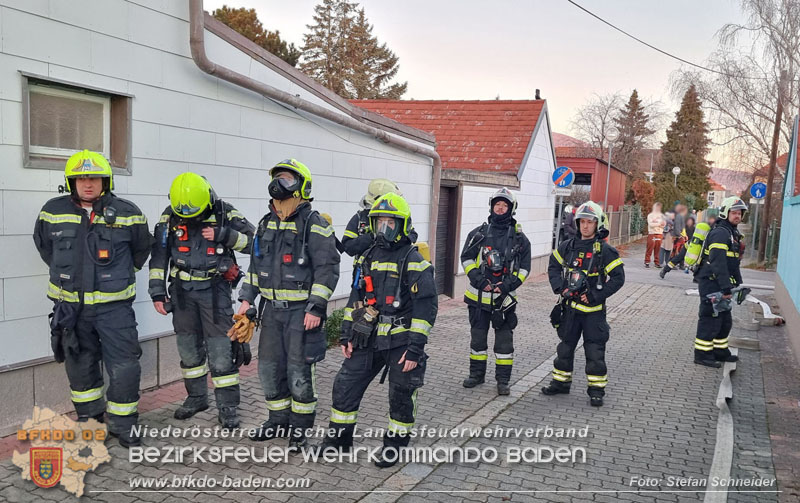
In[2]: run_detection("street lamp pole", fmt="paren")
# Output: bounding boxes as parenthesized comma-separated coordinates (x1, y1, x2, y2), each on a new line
(672, 166, 681, 188)
(604, 141, 614, 210)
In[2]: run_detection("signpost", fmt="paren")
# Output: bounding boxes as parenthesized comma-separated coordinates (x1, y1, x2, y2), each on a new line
(750, 182, 767, 256)
(552, 167, 575, 248)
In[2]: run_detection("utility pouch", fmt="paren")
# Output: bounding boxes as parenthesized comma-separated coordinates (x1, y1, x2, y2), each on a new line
(550, 301, 564, 328)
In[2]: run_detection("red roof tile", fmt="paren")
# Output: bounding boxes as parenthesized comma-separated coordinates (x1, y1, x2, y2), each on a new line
(349, 100, 545, 174)
(708, 178, 726, 191)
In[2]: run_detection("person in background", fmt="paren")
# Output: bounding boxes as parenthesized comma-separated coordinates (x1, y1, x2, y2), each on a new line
(659, 212, 674, 269)
(562, 205, 577, 242)
(645, 203, 665, 268)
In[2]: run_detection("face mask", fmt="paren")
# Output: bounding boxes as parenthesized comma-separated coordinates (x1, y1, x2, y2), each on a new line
(268, 176, 299, 200)
(375, 219, 400, 243)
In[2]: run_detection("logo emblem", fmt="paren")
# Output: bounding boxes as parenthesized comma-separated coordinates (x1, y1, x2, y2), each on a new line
(30, 447, 63, 488)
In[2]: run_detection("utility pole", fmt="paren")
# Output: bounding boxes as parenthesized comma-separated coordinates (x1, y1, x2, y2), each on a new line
(757, 70, 786, 263)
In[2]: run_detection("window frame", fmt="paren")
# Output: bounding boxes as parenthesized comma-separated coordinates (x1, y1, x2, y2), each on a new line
(27, 83, 111, 159)
(21, 72, 133, 175)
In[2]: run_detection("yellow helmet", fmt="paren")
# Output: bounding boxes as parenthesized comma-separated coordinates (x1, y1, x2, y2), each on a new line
(269, 159, 313, 199)
(169, 172, 213, 218)
(369, 193, 412, 241)
(362, 178, 402, 209)
(64, 150, 113, 192)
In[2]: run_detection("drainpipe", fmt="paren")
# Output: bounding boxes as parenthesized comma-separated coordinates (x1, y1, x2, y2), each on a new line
(188, 0, 442, 263)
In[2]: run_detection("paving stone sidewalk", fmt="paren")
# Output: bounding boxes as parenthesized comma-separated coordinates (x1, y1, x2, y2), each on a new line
(0, 243, 795, 502)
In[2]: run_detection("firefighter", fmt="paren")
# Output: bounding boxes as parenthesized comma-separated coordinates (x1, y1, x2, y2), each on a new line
(148, 172, 255, 429)
(239, 159, 340, 448)
(542, 201, 625, 407)
(460, 188, 531, 395)
(33, 150, 152, 448)
(320, 193, 437, 468)
(341, 178, 417, 257)
(693, 196, 747, 367)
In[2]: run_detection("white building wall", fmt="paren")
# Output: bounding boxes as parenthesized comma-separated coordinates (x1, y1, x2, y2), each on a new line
(0, 0, 433, 367)
(456, 115, 557, 274)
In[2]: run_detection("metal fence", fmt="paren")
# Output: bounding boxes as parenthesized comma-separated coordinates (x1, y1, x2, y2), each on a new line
(607, 207, 644, 247)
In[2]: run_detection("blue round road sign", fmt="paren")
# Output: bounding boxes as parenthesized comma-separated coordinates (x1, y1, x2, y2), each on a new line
(552, 166, 575, 188)
(750, 182, 767, 199)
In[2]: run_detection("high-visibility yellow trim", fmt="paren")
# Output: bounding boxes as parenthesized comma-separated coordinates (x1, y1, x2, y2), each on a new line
(707, 243, 729, 251)
(107, 400, 138, 416)
(377, 323, 409, 336)
(149, 268, 165, 281)
(343, 230, 358, 239)
(71, 387, 103, 403)
(552, 371, 572, 382)
(330, 408, 358, 424)
(258, 288, 309, 302)
(291, 400, 316, 414)
(713, 338, 729, 349)
(587, 374, 608, 388)
(568, 301, 603, 313)
(463, 259, 478, 274)
(243, 272, 257, 286)
(470, 351, 487, 361)
(266, 398, 291, 411)
(552, 368, 572, 376)
(496, 359, 513, 366)
(159, 214, 170, 223)
(47, 283, 80, 303)
(407, 261, 431, 272)
(343, 307, 354, 322)
(464, 287, 492, 305)
(310, 284, 333, 300)
(726, 251, 740, 258)
(370, 261, 398, 273)
(227, 210, 245, 220)
(181, 364, 208, 379)
(232, 232, 248, 251)
(514, 269, 529, 282)
(212, 373, 239, 388)
(605, 258, 623, 274)
(310, 224, 333, 237)
(388, 417, 414, 435)
(38, 211, 82, 224)
(553, 249, 564, 265)
(266, 221, 298, 231)
(84, 284, 136, 305)
(93, 214, 147, 226)
(409, 318, 432, 336)
(170, 269, 216, 282)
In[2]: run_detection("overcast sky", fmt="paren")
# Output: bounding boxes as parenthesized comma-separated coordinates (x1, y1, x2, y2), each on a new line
(205, 0, 747, 153)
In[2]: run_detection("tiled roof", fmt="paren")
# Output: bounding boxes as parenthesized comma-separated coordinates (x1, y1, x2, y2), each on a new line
(552, 132, 589, 148)
(753, 153, 788, 178)
(349, 100, 545, 174)
(708, 178, 726, 191)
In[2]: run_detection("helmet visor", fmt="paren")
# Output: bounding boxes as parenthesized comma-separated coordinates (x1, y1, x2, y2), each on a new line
(174, 204, 203, 217)
(375, 217, 401, 241)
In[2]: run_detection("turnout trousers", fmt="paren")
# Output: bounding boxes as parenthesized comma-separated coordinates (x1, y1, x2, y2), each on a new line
(257, 304, 323, 430)
(328, 346, 427, 448)
(170, 281, 239, 410)
(694, 299, 733, 360)
(65, 300, 141, 435)
(550, 309, 609, 396)
(467, 306, 516, 384)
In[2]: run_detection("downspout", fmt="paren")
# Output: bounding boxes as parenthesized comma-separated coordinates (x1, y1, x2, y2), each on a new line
(188, 0, 442, 263)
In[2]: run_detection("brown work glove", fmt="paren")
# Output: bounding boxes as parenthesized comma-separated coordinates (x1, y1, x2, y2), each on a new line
(227, 314, 255, 343)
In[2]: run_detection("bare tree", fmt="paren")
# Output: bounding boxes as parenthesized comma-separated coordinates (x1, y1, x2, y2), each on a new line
(569, 92, 623, 152)
(673, 0, 800, 261)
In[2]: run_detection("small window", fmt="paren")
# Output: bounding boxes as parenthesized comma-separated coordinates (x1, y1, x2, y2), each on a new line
(22, 74, 132, 173)
(29, 84, 110, 158)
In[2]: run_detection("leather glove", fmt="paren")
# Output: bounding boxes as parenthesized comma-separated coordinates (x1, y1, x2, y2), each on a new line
(498, 277, 513, 296)
(227, 314, 255, 343)
(212, 226, 231, 243)
(242, 343, 252, 366)
(50, 331, 65, 363)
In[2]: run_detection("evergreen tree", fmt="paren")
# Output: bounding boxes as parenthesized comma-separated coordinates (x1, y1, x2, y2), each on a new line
(654, 85, 712, 210)
(613, 89, 655, 176)
(213, 6, 301, 67)
(301, 0, 407, 99)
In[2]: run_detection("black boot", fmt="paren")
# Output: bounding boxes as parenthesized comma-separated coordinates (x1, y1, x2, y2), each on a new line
(716, 354, 738, 362)
(374, 446, 400, 468)
(218, 406, 239, 430)
(694, 357, 722, 368)
(174, 376, 209, 420)
(589, 395, 604, 407)
(110, 428, 141, 448)
(78, 413, 105, 423)
(541, 380, 571, 395)
(463, 358, 486, 388)
(659, 265, 671, 279)
(249, 421, 290, 441)
(288, 429, 307, 451)
(317, 425, 354, 454)
(497, 383, 511, 395)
